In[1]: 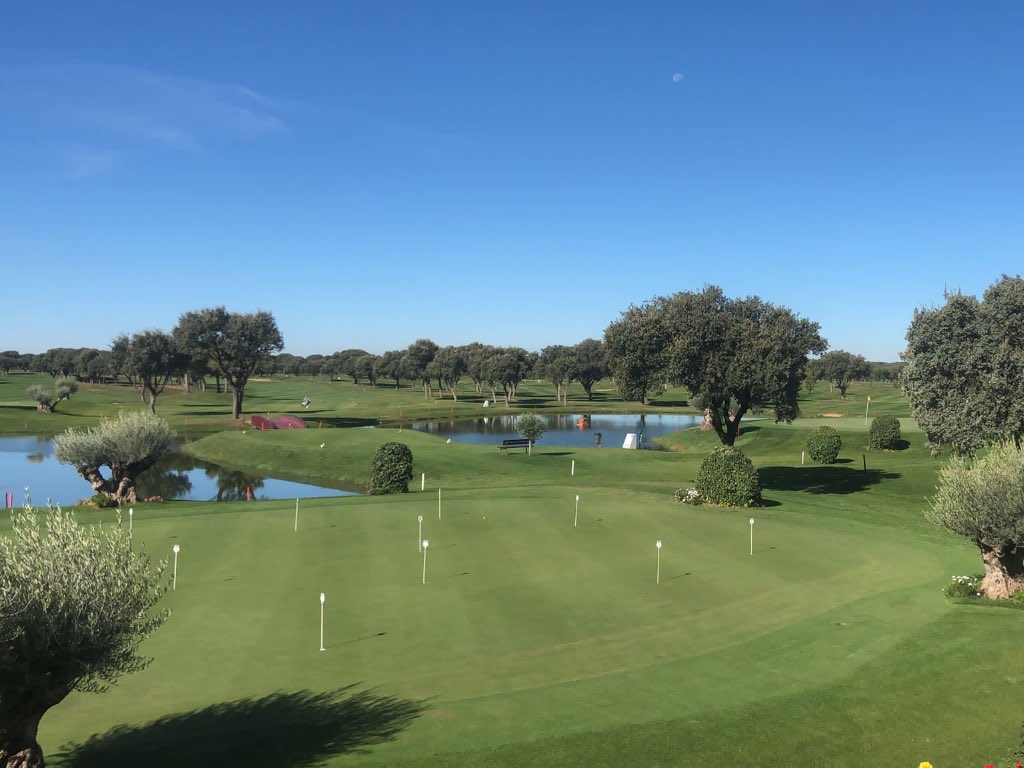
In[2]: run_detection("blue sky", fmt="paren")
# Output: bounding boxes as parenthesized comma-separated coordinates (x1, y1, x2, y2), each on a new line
(2, 1, 1021, 361)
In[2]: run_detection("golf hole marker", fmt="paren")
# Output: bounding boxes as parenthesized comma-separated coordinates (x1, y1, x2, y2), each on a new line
(171, 544, 180, 590)
(656, 540, 662, 584)
(417, 515, 423, 551)
(749, 517, 755, 556)
(128, 507, 133, 533)
(422, 540, 429, 584)
(294, 498, 299, 532)
(574, 494, 580, 528)
(319, 592, 326, 651)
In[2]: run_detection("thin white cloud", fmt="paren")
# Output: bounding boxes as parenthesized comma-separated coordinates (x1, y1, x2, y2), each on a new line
(4, 64, 289, 173)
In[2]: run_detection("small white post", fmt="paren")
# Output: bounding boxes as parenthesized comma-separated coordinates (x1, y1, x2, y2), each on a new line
(421, 540, 429, 584)
(749, 517, 755, 556)
(421, 472, 425, 491)
(294, 499, 299, 532)
(574, 494, 580, 528)
(438, 488, 442, 520)
(571, 459, 575, 476)
(319, 592, 326, 651)
(128, 507, 133, 533)
(865, 396, 871, 426)
(172, 544, 180, 590)
(417, 515, 423, 551)
(656, 540, 662, 584)
(801, 451, 805, 465)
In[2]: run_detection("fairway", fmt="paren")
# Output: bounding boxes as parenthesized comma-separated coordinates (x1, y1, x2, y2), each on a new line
(35, 408, 1023, 766)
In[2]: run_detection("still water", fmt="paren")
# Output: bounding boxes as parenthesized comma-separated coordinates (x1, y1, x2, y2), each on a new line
(0, 436, 355, 507)
(409, 413, 703, 448)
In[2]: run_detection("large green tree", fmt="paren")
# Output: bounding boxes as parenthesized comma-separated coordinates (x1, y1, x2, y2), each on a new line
(0, 502, 169, 767)
(54, 411, 176, 504)
(538, 345, 573, 405)
(816, 350, 870, 398)
(174, 308, 284, 419)
(404, 339, 439, 399)
(902, 275, 1024, 455)
(928, 441, 1024, 599)
(567, 338, 609, 401)
(432, 346, 467, 400)
(604, 303, 670, 405)
(126, 330, 181, 414)
(660, 286, 826, 445)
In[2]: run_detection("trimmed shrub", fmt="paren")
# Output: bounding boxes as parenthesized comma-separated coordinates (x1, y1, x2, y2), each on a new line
(370, 442, 414, 494)
(695, 447, 761, 507)
(806, 426, 842, 464)
(869, 414, 902, 450)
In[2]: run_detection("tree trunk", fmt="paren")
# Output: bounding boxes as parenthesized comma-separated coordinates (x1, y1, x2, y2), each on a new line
(148, 393, 158, 414)
(231, 386, 243, 419)
(980, 546, 1024, 599)
(0, 709, 46, 768)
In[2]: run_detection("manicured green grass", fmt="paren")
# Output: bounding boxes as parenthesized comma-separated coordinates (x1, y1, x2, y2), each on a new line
(7, 374, 1017, 764)
(31, 403, 1023, 767)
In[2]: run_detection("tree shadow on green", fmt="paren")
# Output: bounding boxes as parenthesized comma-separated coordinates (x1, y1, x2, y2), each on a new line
(52, 686, 427, 768)
(759, 466, 900, 495)
(313, 417, 379, 428)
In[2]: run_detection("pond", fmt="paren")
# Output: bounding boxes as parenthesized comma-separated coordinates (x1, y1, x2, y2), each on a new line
(0, 436, 356, 507)
(408, 413, 704, 448)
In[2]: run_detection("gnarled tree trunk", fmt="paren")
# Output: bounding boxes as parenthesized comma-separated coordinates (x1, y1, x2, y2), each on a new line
(1, 704, 48, 768)
(980, 547, 1024, 599)
(72, 464, 138, 504)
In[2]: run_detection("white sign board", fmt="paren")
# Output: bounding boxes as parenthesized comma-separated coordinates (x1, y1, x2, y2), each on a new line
(623, 433, 638, 449)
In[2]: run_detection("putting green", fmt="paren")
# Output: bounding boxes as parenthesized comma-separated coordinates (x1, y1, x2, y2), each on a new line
(41, 479, 959, 765)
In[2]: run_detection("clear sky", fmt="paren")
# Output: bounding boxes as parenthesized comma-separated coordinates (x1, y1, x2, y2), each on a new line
(2, 1, 1021, 361)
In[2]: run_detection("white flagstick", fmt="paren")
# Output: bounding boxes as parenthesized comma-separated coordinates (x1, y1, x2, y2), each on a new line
(421, 473, 425, 491)
(749, 518, 755, 556)
(417, 515, 423, 552)
(319, 593, 326, 651)
(438, 488, 442, 520)
(571, 459, 575, 477)
(128, 507, 133, 533)
(421, 540, 429, 584)
(656, 540, 662, 584)
(172, 544, 180, 590)
(574, 494, 580, 527)
(865, 396, 871, 425)
(294, 499, 299, 532)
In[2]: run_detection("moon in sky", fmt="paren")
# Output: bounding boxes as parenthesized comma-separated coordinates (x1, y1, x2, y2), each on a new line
(672, 73, 684, 83)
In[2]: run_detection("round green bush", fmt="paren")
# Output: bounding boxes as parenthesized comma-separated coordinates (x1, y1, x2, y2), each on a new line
(370, 442, 414, 494)
(868, 414, 902, 450)
(695, 447, 761, 507)
(805, 426, 842, 464)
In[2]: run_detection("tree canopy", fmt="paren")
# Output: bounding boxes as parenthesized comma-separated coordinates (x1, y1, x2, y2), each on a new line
(816, 350, 869, 398)
(928, 441, 1024, 598)
(902, 275, 1024, 455)
(174, 308, 284, 419)
(54, 411, 176, 504)
(126, 330, 182, 414)
(0, 502, 169, 767)
(603, 303, 670, 405)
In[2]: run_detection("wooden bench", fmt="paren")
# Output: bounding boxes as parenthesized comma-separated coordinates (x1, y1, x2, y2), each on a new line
(498, 438, 532, 454)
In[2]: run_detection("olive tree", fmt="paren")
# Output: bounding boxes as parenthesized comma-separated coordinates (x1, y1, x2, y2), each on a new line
(816, 350, 869, 398)
(0, 502, 169, 767)
(515, 413, 547, 447)
(54, 411, 176, 504)
(928, 441, 1024, 599)
(26, 376, 78, 413)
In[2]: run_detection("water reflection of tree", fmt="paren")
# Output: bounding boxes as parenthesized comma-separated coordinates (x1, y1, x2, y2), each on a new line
(135, 470, 193, 501)
(26, 453, 46, 464)
(207, 467, 265, 502)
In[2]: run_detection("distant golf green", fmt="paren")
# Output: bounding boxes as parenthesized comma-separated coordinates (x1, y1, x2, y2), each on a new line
(5, 377, 1020, 765)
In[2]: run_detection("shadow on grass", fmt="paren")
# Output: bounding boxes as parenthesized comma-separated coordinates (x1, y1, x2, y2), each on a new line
(759, 466, 901, 495)
(53, 686, 427, 768)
